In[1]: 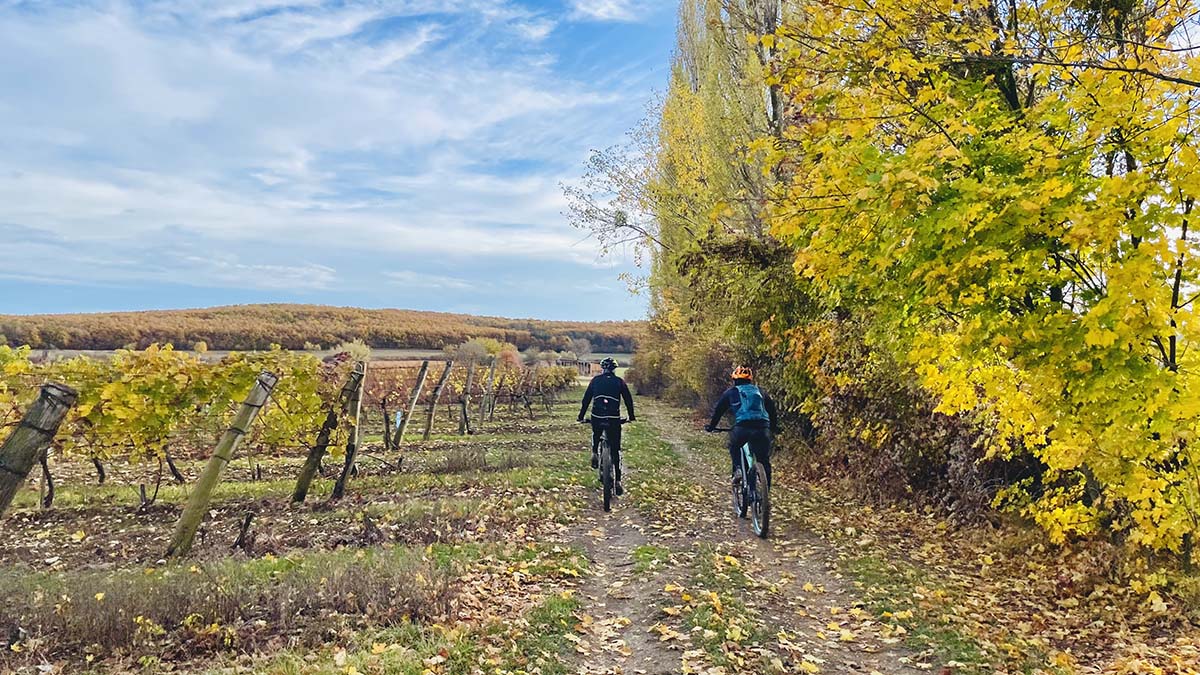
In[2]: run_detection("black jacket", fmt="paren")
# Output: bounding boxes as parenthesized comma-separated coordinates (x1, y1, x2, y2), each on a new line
(579, 372, 635, 421)
(708, 385, 780, 432)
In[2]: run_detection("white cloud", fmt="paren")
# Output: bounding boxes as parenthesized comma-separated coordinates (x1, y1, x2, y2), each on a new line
(569, 0, 640, 22)
(385, 271, 474, 290)
(0, 0, 653, 304)
(182, 257, 338, 290)
(516, 18, 557, 41)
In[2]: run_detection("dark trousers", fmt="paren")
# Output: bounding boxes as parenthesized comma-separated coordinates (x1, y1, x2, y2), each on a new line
(729, 425, 772, 487)
(591, 419, 623, 482)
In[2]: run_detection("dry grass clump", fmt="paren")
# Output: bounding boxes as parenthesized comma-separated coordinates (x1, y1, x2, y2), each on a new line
(0, 546, 455, 662)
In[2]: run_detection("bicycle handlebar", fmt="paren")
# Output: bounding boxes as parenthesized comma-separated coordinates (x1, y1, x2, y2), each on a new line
(707, 427, 732, 433)
(581, 418, 630, 424)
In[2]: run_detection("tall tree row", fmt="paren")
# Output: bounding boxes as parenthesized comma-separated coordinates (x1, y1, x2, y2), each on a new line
(574, 0, 1200, 561)
(569, 0, 806, 408)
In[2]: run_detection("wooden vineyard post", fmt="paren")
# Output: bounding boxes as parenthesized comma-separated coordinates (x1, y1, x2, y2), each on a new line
(331, 361, 368, 500)
(0, 383, 76, 519)
(458, 359, 477, 435)
(395, 360, 430, 452)
(292, 364, 366, 503)
(479, 356, 497, 427)
(166, 372, 277, 558)
(422, 360, 454, 441)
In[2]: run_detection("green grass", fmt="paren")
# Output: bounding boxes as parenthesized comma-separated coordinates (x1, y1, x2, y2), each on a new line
(11, 446, 583, 513)
(497, 594, 581, 675)
(632, 544, 671, 573)
(680, 545, 768, 669)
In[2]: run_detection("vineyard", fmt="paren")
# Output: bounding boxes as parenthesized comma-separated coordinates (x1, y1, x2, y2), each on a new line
(0, 342, 591, 668)
(0, 344, 579, 519)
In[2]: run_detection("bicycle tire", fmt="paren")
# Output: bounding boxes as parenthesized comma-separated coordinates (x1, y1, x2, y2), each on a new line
(600, 436, 613, 512)
(752, 462, 770, 538)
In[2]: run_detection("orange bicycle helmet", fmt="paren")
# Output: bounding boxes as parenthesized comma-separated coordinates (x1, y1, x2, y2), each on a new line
(731, 365, 754, 381)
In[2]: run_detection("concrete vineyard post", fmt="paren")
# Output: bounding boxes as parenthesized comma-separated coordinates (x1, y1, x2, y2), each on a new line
(292, 365, 365, 503)
(166, 372, 277, 557)
(0, 383, 76, 519)
(423, 360, 454, 441)
(331, 361, 367, 500)
(479, 356, 497, 426)
(395, 360, 430, 452)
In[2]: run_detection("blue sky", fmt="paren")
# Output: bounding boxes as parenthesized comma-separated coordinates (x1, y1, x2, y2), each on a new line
(0, 0, 676, 320)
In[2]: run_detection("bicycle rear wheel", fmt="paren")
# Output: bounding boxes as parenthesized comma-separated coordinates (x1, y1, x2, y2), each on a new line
(600, 437, 614, 512)
(751, 462, 770, 538)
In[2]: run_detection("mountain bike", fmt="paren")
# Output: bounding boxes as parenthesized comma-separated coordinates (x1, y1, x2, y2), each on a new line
(582, 418, 627, 512)
(710, 428, 770, 538)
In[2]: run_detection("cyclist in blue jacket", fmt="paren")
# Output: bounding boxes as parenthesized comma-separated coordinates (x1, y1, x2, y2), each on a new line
(705, 366, 781, 485)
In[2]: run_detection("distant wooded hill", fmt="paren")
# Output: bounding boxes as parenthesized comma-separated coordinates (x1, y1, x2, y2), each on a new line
(0, 304, 642, 353)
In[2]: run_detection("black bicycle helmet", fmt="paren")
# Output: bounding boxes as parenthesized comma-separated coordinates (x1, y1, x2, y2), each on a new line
(600, 357, 618, 371)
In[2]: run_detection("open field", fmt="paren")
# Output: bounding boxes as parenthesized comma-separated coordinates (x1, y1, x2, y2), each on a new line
(4, 384, 1196, 674)
(0, 304, 642, 353)
(27, 349, 634, 366)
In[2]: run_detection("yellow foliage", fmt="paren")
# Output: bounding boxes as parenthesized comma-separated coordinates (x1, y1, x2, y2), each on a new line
(766, 0, 1200, 553)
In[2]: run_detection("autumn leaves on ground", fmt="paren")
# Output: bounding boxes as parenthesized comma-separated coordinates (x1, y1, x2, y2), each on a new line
(3, 386, 1196, 675)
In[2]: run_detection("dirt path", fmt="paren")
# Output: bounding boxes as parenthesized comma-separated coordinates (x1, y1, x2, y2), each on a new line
(631, 401, 929, 675)
(568, 506, 681, 675)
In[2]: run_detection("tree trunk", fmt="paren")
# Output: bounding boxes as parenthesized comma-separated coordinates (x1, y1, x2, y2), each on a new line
(458, 360, 477, 435)
(166, 372, 277, 557)
(479, 356, 497, 426)
(423, 361, 455, 441)
(396, 361, 430, 452)
(92, 457, 106, 485)
(331, 362, 368, 500)
(232, 512, 255, 553)
(292, 365, 365, 503)
(381, 402, 393, 451)
(165, 451, 186, 484)
(137, 458, 164, 513)
(39, 448, 53, 510)
(489, 372, 506, 421)
(459, 399, 473, 435)
(0, 383, 77, 519)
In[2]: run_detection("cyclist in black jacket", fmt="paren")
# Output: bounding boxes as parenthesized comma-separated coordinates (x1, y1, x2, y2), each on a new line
(578, 357, 636, 495)
(706, 366, 780, 485)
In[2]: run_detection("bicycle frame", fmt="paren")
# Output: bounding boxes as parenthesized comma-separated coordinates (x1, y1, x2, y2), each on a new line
(711, 426, 770, 538)
(740, 442, 758, 496)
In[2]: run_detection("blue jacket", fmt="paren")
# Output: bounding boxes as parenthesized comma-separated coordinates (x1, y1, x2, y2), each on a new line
(708, 384, 779, 431)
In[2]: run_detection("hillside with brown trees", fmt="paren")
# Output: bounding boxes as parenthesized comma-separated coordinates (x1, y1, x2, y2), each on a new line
(0, 304, 641, 352)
